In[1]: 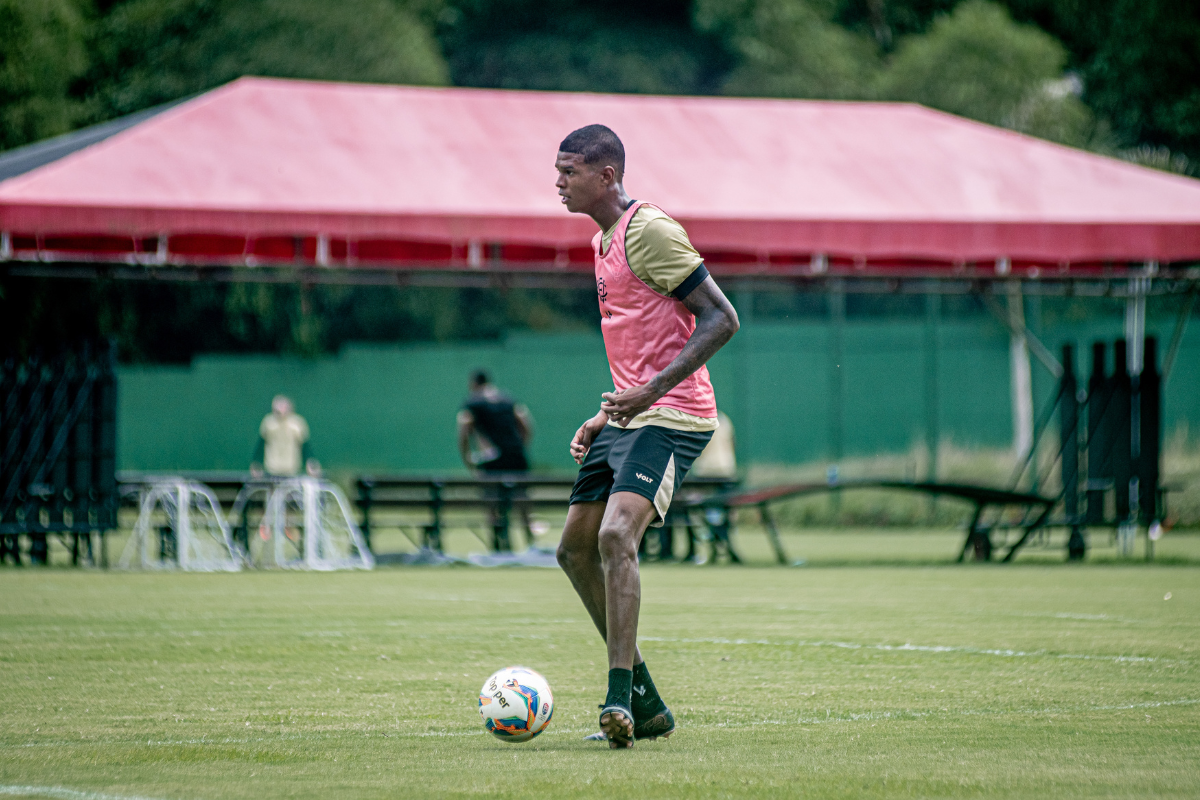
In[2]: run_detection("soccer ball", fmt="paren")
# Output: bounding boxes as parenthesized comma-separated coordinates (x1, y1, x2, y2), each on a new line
(478, 666, 554, 742)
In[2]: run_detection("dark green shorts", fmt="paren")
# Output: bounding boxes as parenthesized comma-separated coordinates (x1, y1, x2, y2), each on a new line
(569, 424, 713, 527)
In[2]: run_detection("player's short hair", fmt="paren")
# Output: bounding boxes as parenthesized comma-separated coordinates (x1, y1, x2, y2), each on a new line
(471, 369, 490, 387)
(559, 125, 625, 177)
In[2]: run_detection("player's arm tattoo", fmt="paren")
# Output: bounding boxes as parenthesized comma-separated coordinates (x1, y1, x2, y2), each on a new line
(648, 276, 739, 398)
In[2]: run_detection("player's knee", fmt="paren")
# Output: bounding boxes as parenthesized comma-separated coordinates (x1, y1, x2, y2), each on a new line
(597, 522, 637, 564)
(556, 534, 589, 573)
(555, 539, 574, 571)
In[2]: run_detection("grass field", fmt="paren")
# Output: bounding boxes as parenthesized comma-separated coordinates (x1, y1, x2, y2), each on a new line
(2, 554, 1198, 799)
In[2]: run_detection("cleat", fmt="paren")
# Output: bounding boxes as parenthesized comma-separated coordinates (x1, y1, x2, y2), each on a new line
(633, 706, 675, 741)
(587, 705, 676, 742)
(598, 704, 634, 749)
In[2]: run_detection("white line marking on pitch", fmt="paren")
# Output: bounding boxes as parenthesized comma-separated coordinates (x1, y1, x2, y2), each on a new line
(0, 787, 171, 800)
(4, 699, 1193, 755)
(638, 635, 1167, 663)
(715, 698, 1200, 728)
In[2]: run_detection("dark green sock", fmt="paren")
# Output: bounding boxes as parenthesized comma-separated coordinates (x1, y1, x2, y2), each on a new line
(605, 668, 633, 710)
(631, 661, 666, 717)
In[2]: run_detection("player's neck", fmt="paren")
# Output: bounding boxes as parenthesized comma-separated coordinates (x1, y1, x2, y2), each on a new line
(588, 186, 634, 232)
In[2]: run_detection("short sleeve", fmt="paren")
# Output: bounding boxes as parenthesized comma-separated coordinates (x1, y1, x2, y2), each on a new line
(632, 215, 704, 295)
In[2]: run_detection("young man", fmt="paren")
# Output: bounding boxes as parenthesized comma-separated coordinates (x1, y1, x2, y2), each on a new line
(554, 124, 740, 748)
(456, 369, 533, 473)
(458, 370, 536, 549)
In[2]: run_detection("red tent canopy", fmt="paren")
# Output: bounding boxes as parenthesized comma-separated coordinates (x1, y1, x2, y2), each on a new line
(2, 76, 1199, 276)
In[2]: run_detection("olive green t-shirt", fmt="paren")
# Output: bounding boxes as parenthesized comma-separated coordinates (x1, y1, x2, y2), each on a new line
(600, 205, 705, 297)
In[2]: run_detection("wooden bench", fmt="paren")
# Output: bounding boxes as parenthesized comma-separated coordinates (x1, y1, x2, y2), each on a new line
(120, 470, 742, 558)
(355, 475, 575, 552)
(356, 474, 738, 554)
(692, 479, 1056, 564)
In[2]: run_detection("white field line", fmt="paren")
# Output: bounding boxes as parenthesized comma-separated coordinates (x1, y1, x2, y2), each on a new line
(4, 728, 584, 748)
(719, 697, 1200, 728)
(638, 635, 1167, 663)
(0, 787, 171, 800)
(397, 698, 1200, 736)
(5, 698, 1196, 750)
(407, 699, 1200, 734)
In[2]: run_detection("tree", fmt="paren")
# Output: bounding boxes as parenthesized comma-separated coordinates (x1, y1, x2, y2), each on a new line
(1000, 0, 1200, 170)
(833, 0, 959, 50)
(0, 0, 91, 149)
(88, 0, 448, 118)
(877, 0, 1096, 146)
(1087, 0, 1200, 161)
(439, 0, 728, 95)
(694, 0, 879, 99)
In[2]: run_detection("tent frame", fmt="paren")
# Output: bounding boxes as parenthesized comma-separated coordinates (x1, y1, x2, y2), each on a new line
(4, 259, 1197, 294)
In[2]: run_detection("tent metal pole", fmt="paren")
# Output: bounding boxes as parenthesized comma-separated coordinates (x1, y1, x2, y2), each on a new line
(828, 280, 846, 519)
(1125, 264, 1154, 377)
(1007, 279, 1035, 464)
(828, 280, 845, 461)
(924, 293, 940, 487)
(1124, 266, 1154, 552)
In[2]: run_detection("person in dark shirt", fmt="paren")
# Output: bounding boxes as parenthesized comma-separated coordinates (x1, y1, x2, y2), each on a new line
(458, 370, 536, 549)
(457, 370, 533, 473)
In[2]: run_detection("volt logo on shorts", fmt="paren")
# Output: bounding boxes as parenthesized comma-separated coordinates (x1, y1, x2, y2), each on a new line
(635, 473, 654, 484)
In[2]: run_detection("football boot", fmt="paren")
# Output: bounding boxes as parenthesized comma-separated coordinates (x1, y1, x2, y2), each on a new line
(597, 703, 634, 749)
(585, 703, 675, 742)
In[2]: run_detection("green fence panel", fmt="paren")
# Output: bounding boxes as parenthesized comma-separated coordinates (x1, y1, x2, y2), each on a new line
(117, 317, 1200, 473)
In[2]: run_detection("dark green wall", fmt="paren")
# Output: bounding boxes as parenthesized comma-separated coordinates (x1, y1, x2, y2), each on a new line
(118, 317, 1199, 473)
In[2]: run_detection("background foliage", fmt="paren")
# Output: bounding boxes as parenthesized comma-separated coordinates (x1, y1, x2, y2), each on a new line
(1, 0, 1197, 361)
(88, 0, 447, 119)
(0, 0, 90, 150)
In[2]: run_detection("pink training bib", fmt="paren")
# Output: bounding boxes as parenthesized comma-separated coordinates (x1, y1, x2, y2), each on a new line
(593, 201, 718, 419)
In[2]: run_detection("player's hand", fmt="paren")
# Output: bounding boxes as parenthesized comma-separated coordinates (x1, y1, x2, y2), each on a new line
(569, 411, 608, 464)
(601, 383, 662, 428)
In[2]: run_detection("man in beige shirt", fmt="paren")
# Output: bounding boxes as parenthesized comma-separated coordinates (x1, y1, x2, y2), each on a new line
(251, 395, 319, 477)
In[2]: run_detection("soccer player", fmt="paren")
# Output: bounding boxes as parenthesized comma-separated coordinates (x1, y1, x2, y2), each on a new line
(553, 124, 740, 748)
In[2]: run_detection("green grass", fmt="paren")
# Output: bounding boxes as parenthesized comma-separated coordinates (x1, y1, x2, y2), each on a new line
(1, 562, 1198, 799)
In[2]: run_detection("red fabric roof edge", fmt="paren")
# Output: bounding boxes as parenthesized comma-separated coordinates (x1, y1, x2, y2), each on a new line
(2, 76, 1199, 265)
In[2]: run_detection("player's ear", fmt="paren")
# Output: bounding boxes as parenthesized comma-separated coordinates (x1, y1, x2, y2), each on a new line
(600, 165, 617, 186)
